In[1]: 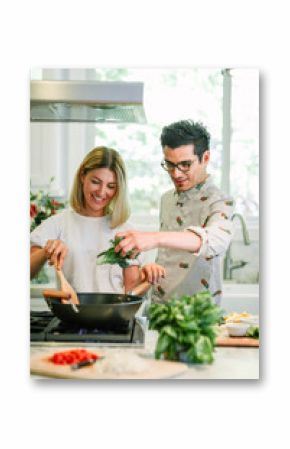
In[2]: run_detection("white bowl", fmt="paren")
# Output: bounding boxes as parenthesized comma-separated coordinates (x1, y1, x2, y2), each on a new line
(239, 316, 259, 325)
(225, 322, 250, 337)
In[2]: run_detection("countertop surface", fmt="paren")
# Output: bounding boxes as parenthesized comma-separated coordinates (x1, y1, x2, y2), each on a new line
(30, 297, 259, 380)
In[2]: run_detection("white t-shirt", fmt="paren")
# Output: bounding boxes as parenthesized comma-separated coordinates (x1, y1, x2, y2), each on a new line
(30, 209, 140, 293)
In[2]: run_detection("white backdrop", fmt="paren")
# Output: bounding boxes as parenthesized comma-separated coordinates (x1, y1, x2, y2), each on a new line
(1, 1, 289, 448)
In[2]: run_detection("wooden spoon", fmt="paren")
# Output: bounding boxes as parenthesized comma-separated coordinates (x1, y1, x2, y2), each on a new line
(55, 267, 80, 304)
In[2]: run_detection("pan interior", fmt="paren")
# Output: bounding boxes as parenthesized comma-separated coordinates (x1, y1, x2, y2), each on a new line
(77, 293, 142, 305)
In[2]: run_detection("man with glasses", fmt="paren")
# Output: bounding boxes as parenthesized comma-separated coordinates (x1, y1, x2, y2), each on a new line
(116, 120, 234, 304)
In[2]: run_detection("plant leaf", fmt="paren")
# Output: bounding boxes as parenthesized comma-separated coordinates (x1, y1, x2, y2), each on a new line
(155, 332, 171, 359)
(96, 237, 136, 268)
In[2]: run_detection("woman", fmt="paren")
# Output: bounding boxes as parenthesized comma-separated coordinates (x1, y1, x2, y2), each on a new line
(30, 146, 164, 294)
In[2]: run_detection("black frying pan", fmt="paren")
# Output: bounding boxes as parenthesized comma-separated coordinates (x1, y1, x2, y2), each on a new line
(42, 282, 150, 330)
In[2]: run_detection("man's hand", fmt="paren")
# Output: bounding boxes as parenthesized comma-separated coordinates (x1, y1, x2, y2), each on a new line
(115, 231, 159, 257)
(141, 263, 166, 284)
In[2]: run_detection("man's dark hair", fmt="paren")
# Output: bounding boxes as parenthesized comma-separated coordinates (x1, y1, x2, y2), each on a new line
(160, 119, 210, 162)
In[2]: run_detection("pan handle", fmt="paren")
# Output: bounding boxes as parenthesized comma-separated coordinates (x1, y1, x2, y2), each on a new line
(128, 281, 151, 297)
(42, 289, 71, 300)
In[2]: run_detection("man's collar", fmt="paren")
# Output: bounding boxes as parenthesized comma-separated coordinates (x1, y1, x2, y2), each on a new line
(174, 175, 212, 199)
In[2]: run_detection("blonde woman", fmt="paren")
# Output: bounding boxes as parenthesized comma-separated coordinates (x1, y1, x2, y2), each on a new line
(30, 146, 165, 294)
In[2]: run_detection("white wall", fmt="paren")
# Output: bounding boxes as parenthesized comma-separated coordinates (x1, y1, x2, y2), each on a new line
(30, 123, 97, 197)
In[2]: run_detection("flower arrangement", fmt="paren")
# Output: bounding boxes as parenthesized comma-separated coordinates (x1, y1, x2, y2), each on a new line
(30, 179, 66, 284)
(30, 178, 66, 232)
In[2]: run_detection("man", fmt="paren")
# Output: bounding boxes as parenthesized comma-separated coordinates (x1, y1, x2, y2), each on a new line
(116, 119, 234, 304)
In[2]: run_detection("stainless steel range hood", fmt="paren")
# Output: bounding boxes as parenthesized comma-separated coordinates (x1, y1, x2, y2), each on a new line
(30, 80, 146, 123)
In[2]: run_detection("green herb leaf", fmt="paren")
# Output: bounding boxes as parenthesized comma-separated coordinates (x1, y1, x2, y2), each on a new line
(246, 325, 259, 339)
(162, 325, 178, 339)
(194, 335, 214, 363)
(155, 332, 172, 359)
(96, 237, 136, 268)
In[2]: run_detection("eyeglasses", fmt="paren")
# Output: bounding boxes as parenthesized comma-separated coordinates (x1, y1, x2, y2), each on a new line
(161, 159, 196, 173)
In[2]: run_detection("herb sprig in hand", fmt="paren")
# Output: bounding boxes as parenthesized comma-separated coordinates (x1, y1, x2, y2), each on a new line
(96, 237, 136, 269)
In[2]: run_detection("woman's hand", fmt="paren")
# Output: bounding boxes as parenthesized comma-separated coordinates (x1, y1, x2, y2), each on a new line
(141, 263, 166, 285)
(44, 239, 68, 270)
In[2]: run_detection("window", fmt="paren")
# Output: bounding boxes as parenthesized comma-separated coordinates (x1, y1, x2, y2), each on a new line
(230, 69, 259, 218)
(31, 67, 259, 227)
(91, 68, 224, 230)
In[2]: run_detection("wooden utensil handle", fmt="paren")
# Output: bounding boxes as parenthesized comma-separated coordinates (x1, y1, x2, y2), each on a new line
(42, 289, 71, 300)
(129, 281, 151, 296)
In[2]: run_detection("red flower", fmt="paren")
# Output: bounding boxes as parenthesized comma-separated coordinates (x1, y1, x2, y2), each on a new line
(30, 182, 65, 232)
(30, 203, 38, 218)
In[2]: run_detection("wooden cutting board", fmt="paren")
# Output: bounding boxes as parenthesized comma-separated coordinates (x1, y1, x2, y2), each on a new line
(216, 336, 259, 347)
(30, 350, 188, 380)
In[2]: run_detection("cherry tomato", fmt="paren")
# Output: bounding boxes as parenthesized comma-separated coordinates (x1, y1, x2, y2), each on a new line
(50, 349, 100, 365)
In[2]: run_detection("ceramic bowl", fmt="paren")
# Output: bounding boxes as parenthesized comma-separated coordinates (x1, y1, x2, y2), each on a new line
(239, 315, 259, 325)
(225, 322, 250, 337)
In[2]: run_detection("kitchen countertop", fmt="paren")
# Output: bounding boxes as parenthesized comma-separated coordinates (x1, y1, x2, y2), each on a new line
(30, 297, 259, 380)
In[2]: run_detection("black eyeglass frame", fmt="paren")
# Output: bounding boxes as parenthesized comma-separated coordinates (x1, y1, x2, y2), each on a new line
(161, 159, 197, 173)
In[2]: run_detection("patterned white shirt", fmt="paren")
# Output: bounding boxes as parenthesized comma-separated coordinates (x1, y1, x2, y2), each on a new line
(152, 175, 234, 304)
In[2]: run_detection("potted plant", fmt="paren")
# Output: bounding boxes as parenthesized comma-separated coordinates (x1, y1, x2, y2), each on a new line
(148, 291, 223, 364)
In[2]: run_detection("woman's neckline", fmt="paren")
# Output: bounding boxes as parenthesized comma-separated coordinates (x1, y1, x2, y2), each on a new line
(71, 209, 109, 220)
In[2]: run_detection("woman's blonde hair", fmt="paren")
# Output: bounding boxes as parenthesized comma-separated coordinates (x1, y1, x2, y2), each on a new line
(70, 146, 130, 228)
